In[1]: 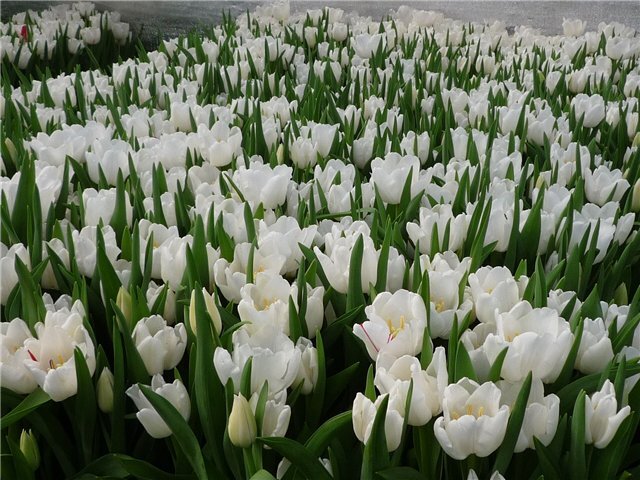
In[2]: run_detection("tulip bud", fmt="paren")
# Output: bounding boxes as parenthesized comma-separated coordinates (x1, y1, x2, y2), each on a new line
(276, 143, 285, 165)
(189, 288, 222, 335)
(116, 287, 133, 326)
(4, 138, 17, 164)
(632, 179, 640, 212)
(228, 394, 257, 448)
(97, 368, 115, 413)
(19, 430, 40, 471)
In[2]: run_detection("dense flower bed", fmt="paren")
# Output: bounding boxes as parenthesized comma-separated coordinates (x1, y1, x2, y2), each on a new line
(1, 2, 640, 479)
(0, 2, 135, 85)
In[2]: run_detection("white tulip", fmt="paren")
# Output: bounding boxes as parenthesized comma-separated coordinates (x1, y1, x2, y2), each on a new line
(352, 393, 404, 452)
(249, 391, 291, 438)
(468, 267, 522, 324)
(126, 375, 191, 439)
(0, 243, 30, 304)
(584, 166, 630, 207)
(572, 94, 606, 129)
(0, 318, 38, 394)
(485, 301, 574, 383)
(497, 378, 560, 452)
(23, 308, 96, 402)
(434, 378, 510, 460)
(576, 318, 614, 375)
(562, 18, 586, 37)
(132, 315, 187, 376)
(354, 289, 427, 362)
(375, 348, 448, 426)
(585, 380, 631, 448)
(214, 320, 301, 398)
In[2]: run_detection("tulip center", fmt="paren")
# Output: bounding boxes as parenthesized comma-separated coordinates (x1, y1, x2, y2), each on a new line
(505, 331, 520, 342)
(451, 404, 486, 420)
(259, 297, 277, 310)
(48, 354, 66, 370)
(386, 315, 406, 340)
(434, 299, 446, 313)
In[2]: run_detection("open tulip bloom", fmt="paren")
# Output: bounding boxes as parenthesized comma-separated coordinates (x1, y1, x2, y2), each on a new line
(1, 2, 640, 479)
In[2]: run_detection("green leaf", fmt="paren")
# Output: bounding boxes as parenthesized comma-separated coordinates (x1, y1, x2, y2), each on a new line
(493, 372, 532, 474)
(249, 470, 277, 480)
(488, 347, 508, 382)
(258, 437, 332, 480)
(376, 467, 427, 480)
(305, 411, 352, 456)
(193, 286, 227, 475)
(74, 348, 97, 465)
(0, 388, 50, 430)
(347, 234, 365, 311)
(72, 453, 190, 480)
(139, 384, 208, 480)
(570, 390, 587, 480)
(361, 394, 390, 480)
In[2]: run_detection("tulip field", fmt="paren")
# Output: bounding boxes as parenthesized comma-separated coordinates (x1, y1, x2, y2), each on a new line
(2, 2, 640, 479)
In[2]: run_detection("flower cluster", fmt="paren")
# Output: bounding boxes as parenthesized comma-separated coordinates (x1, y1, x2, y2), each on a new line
(0, 2, 133, 82)
(1, 3, 639, 479)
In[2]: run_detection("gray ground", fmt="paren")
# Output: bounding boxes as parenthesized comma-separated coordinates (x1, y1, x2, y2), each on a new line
(2, 1, 639, 47)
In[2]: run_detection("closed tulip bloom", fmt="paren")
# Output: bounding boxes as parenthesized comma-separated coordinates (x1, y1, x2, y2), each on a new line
(374, 348, 448, 426)
(132, 315, 187, 376)
(126, 375, 191, 439)
(97, 367, 115, 413)
(352, 393, 404, 452)
(434, 378, 510, 460)
(468, 266, 523, 324)
(576, 318, 614, 374)
(497, 378, 560, 452)
(584, 165, 630, 207)
(572, 94, 605, 128)
(0, 318, 38, 394)
(562, 18, 586, 36)
(189, 288, 222, 335)
(228, 394, 257, 448)
(249, 392, 291, 438)
(484, 301, 574, 383)
(585, 380, 631, 448)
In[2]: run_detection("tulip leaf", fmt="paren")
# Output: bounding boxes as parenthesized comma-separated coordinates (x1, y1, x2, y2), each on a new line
(0, 388, 50, 430)
(139, 384, 208, 480)
(375, 467, 427, 480)
(249, 470, 277, 480)
(72, 453, 191, 479)
(74, 348, 97, 465)
(493, 371, 532, 474)
(346, 234, 365, 311)
(454, 340, 477, 382)
(305, 410, 352, 456)
(361, 394, 390, 480)
(589, 413, 636, 480)
(258, 437, 332, 480)
(193, 286, 228, 475)
(549, 318, 584, 392)
(569, 390, 587, 480)
(488, 347, 508, 382)
(306, 332, 326, 428)
(533, 437, 562, 480)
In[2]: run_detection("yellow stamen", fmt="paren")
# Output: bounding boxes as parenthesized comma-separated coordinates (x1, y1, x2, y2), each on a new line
(386, 315, 406, 339)
(466, 404, 473, 416)
(435, 299, 446, 313)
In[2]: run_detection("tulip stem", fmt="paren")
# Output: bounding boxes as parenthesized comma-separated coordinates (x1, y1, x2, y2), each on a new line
(243, 446, 259, 478)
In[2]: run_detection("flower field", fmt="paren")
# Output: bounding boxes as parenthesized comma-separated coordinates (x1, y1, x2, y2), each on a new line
(1, 2, 640, 479)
